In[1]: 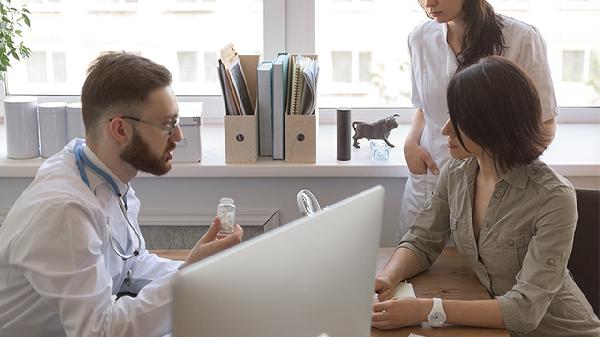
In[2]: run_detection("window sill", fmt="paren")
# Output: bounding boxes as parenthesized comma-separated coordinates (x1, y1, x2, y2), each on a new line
(0, 124, 598, 178)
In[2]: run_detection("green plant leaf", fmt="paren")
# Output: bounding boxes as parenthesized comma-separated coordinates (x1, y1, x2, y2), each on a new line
(0, 1, 31, 72)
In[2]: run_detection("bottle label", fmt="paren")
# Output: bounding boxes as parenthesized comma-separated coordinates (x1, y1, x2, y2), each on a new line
(217, 206, 235, 233)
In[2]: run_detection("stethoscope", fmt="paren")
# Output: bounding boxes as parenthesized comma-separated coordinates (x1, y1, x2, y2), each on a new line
(74, 141, 142, 261)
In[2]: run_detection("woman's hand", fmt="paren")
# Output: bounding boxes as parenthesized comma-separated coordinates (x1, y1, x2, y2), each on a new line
(404, 140, 439, 175)
(374, 275, 395, 302)
(371, 298, 431, 330)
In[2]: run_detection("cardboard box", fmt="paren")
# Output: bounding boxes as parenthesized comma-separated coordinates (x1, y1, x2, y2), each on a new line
(224, 54, 259, 164)
(225, 114, 258, 164)
(285, 114, 316, 163)
(173, 102, 203, 163)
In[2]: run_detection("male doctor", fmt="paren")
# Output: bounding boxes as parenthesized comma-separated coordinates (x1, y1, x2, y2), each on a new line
(0, 52, 243, 337)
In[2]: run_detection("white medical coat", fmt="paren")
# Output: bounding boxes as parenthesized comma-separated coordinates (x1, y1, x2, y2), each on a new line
(398, 15, 558, 238)
(0, 139, 182, 337)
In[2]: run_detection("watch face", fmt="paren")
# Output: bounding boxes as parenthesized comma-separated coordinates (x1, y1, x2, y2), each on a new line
(429, 312, 446, 326)
(430, 313, 443, 323)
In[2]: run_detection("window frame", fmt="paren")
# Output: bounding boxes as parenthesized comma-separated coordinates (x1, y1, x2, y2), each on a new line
(4, 0, 599, 124)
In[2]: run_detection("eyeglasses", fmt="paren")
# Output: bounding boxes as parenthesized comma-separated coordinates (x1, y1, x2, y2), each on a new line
(112, 116, 180, 136)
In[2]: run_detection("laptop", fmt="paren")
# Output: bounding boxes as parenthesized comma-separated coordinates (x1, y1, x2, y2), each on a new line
(173, 185, 385, 337)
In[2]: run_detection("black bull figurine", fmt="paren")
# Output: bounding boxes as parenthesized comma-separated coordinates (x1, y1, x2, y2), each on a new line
(352, 114, 400, 148)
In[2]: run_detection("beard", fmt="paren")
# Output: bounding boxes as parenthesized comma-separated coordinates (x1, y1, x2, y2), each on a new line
(120, 129, 176, 176)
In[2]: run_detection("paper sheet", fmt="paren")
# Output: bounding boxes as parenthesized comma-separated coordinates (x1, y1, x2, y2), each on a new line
(392, 281, 416, 299)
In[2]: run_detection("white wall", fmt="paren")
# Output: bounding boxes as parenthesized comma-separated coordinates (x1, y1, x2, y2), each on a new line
(1, 175, 598, 247)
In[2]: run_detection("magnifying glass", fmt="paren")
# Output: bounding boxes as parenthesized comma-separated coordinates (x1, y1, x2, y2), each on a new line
(297, 189, 322, 216)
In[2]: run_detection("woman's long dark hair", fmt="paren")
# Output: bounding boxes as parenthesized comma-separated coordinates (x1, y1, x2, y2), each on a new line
(421, 0, 506, 68)
(447, 56, 548, 173)
(459, 0, 506, 68)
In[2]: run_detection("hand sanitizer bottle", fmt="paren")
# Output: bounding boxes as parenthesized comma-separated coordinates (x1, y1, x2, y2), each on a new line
(217, 197, 236, 234)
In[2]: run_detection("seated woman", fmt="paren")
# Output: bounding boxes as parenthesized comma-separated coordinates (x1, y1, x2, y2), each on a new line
(372, 55, 600, 336)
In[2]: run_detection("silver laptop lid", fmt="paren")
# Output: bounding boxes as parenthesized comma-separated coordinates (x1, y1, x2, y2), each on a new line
(173, 185, 384, 337)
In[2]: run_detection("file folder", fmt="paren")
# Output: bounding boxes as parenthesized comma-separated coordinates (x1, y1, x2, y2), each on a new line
(272, 52, 290, 160)
(224, 54, 259, 164)
(257, 61, 273, 157)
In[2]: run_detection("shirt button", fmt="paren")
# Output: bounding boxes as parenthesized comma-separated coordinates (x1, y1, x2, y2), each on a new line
(547, 258, 556, 266)
(507, 239, 515, 247)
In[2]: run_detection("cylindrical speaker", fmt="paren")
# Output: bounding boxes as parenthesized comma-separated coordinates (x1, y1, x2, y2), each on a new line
(4, 96, 39, 159)
(336, 107, 351, 161)
(38, 102, 68, 158)
(67, 102, 85, 141)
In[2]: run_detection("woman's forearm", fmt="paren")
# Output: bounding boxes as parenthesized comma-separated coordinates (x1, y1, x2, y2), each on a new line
(378, 247, 423, 287)
(406, 108, 426, 145)
(542, 117, 556, 145)
(439, 299, 505, 328)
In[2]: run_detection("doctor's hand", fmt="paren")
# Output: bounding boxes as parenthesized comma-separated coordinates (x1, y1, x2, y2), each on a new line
(180, 217, 243, 269)
(371, 297, 430, 330)
(404, 141, 439, 175)
(374, 275, 395, 302)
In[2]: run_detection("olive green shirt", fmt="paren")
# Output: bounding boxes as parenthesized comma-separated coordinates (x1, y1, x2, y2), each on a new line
(399, 157, 600, 337)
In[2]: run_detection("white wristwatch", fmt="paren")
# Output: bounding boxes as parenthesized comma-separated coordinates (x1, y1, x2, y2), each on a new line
(427, 297, 447, 327)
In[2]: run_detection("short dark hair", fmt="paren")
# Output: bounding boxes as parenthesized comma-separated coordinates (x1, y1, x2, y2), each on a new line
(447, 55, 547, 172)
(81, 52, 172, 136)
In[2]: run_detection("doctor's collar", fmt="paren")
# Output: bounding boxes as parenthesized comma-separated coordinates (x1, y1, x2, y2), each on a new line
(81, 143, 130, 196)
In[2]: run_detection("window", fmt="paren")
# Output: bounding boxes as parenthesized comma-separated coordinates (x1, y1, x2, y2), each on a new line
(24, 51, 66, 84)
(330, 51, 372, 83)
(6, 0, 263, 96)
(23, 0, 62, 3)
(52, 52, 67, 83)
(492, 0, 531, 10)
(203, 52, 218, 82)
(331, 51, 352, 83)
(4, 0, 599, 114)
(563, 50, 585, 82)
(316, 0, 423, 107)
(316, 0, 600, 107)
(177, 52, 199, 83)
(27, 52, 48, 83)
(590, 51, 600, 105)
(358, 51, 372, 82)
(561, 0, 600, 10)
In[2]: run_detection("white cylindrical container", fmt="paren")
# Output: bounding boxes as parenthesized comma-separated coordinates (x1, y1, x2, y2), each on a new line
(217, 197, 236, 234)
(4, 96, 39, 159)
(67, 102, 85, 141)
(38, 102, 68, 158)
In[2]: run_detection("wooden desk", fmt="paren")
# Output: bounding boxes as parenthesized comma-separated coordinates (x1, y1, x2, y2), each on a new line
(153, 247, 509, 337)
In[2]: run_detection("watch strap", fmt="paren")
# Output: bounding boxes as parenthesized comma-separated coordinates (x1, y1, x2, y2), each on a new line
(428, 297, 446, 327)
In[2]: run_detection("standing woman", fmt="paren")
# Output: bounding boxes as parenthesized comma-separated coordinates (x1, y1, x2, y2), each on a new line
(373, 56, 600, 336)
(399, 0, 558, 237)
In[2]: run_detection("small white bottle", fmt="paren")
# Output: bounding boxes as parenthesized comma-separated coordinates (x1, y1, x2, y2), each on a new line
(217, 197, 236, 234)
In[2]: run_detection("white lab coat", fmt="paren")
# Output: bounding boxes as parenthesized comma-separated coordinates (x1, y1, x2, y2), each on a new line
(398, 15, 558, 239)
(0, 139, 182, 337)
